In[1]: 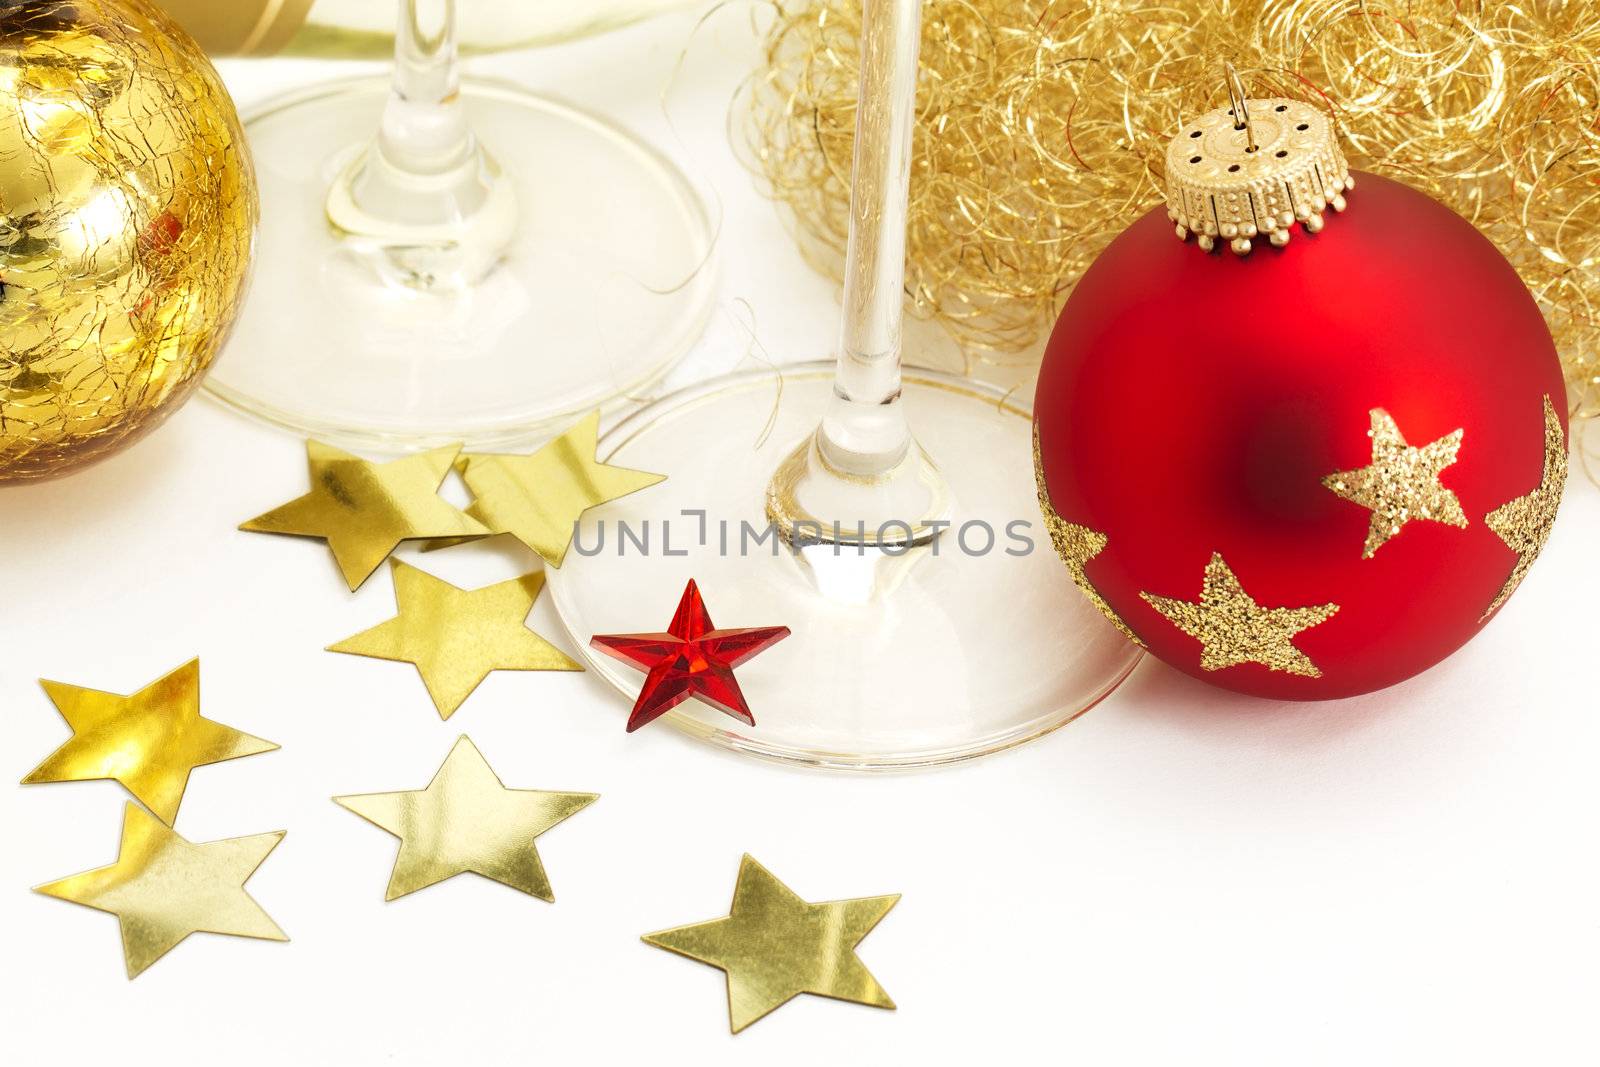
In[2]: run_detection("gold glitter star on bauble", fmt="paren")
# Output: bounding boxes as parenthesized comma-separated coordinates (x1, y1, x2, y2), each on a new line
(35, 803, 287, 979)
(334, 735, 597, 902)
(1034, 424, 1144, 647)
(436, 411, 664, 567)
(1481, 394, 1568, 620)
(1322, 409, 1468, 558)
(1141, 553, 1339, 678)
(22, 659, 277, 825)
(642, 855, 898, 1034)
(241, 441, 489, 590)
(329, 560, 582, 720)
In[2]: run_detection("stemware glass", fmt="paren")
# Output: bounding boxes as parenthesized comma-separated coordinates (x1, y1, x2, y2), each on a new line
(545, 0, 1143, 769)
(204, 0, 715, 449)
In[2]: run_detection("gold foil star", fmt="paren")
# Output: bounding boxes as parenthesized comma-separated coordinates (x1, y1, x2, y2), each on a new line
(1322, 409, 1468, 558)
(22, 659, 278, 825)
(329, 560, 582, 720)
(1141, 553, 1339, 678)
(241, 441, 489, 590)
(35, 803, 287, 978)
(445, 411, 665, 567)
(1034, 424, 1144, 647)
(334, 735, 597, 901)
(643, 855, 898, 1033)
(1482, 394, 1568, 620)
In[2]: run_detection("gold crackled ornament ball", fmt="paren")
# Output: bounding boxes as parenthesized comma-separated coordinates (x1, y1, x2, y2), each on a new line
(0, 0, 256, 482)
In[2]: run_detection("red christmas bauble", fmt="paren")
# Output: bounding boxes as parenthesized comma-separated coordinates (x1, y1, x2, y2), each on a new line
(1035, 171, 1568, 699)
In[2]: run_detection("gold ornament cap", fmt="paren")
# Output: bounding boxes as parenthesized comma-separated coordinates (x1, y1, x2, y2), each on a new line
(1165, 67, 1353, 256)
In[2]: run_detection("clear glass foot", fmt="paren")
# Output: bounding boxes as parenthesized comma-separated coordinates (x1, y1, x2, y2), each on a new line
(205, 76, 715, 449)
(544, 363, 1144, 769)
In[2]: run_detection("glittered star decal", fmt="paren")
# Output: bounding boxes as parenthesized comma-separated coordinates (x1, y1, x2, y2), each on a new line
(22, 659, 277, 825)
(1141, 553, 1339, 678)
(241, 441, 489, 590)
(642, 855, 898, 1033)
(439, 411, 665, 567)
(334, 735, 597, 902)
(35, 803, 287, 978)
(1481, 394, 1567, 620)
(1322, 409, 1468, 558)
(590, 579, 790, 732)
(329, 560, 582, 720)
(1034, 424, 1144, 647)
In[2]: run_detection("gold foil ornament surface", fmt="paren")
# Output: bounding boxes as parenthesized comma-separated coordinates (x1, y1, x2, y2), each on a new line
(334, 735, 597, 902)
(0, 0, 257, 480)
(35, 803, 288, 978)
(22, 658, 278, 825)
(329, 560, 582, 720)
(643, 855, 898, 1033)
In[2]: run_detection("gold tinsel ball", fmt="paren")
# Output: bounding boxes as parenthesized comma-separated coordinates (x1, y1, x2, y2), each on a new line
(0, 0, 256, 482)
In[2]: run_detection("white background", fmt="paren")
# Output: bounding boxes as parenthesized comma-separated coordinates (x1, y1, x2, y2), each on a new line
(4, 10, 1598, 1065)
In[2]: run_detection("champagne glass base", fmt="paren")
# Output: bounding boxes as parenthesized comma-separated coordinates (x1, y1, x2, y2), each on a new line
(545, 363, 1145, 770)
(206, 76, 715, 450)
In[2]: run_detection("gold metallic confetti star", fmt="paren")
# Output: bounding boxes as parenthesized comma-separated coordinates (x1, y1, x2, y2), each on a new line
(35, 803, 287, 978)
(241, 441, 489, 590)
(329, 560, 582, 720)
(1034, 424, 1144, 647)
(642, 855, 898, 1034)
(334, 735, 597, 902)
(444, 411, 665, 567)
(1482, 394, 1568, 620)
(1322, 409, 1468, 558)
(22, 659, 277, 825)
(1141, 553, 1339, 678)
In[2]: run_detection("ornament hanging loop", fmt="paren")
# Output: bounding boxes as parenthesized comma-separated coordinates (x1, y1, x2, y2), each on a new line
(1224, 62, 1257, 153)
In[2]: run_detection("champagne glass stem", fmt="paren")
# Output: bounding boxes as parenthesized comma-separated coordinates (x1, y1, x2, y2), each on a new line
(766, 0, 945, 543)
(375, 0, 475, 195)
(325, 0, 516, 287)
(538, 1, 1141, 766)
(823, 0, 920, 474)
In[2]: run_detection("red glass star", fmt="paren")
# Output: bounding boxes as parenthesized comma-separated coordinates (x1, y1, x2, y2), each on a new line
(590, 579, 791, 732)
